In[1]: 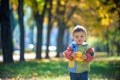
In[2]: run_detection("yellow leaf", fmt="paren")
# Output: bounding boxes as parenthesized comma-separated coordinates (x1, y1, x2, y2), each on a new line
(12, 77, 17, 80)
(32, 72, 38, 76)
(75, 52, 83, 62)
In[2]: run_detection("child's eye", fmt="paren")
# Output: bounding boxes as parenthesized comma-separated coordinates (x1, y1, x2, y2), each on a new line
(81, 36, 83, 38)
(75, 36, 79, 38)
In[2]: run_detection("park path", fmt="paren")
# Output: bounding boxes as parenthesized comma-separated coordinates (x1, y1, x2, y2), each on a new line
(0, 52, 120, 62)
(0, 52, 57, 62)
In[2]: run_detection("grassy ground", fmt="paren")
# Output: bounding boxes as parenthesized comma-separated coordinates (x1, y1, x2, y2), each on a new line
(0, 52, 120, 80)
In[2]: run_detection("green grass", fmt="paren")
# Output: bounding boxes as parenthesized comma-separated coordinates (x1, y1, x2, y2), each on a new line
(89, 61, 120, 80)
(0, 59, 69, 79)
(0, 58, 120, 80)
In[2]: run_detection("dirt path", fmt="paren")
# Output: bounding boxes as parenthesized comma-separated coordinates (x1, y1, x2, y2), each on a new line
(0, 52, 120, 62)
(0, 52, 57, 62)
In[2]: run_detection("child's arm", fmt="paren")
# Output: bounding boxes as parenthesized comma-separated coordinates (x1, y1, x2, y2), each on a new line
(63, 46, 74, 61)
(84, 48, 94, 62)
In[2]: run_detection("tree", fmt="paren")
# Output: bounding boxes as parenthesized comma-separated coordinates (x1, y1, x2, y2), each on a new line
(0, 0, 14, 63)
(33, 0, 47, 59)
(96, 0, 120, 55)
(0, 27, 1, 49)
(55, 0, 77, 57)
(24, 0, 47, 59)
(18, 0, 25, 61)
(46, 0, 52, 58)
(55, 0, 67, 57)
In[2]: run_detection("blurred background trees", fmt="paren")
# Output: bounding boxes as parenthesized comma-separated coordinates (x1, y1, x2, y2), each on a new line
(0, 0, 119, 63)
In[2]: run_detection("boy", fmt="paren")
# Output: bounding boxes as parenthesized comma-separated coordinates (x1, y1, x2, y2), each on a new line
(63, 25, 94, 80)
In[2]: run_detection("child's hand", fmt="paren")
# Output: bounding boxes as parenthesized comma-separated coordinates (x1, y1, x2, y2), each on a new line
(71, 53, 76, 58)
(82, 55, 87, 60)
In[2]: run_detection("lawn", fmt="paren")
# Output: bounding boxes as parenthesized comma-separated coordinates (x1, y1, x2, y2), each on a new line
(0, 56, 120, 80)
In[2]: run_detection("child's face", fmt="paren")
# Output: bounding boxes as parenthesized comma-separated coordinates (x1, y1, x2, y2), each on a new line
(73, 31, 86, 45)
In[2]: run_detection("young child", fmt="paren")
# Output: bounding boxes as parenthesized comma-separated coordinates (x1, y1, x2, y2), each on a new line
(63, 25, 94, 80)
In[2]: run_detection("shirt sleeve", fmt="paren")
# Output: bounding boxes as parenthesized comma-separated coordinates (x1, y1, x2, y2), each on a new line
(63, 46, 74, 61)
(85, 48, 94, 62)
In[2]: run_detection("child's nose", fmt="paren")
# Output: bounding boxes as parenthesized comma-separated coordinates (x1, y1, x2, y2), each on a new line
(79, 38, 82, 40)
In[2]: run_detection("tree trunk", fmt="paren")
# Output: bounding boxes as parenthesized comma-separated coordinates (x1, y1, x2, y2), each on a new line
(0, 27, 2, 49)
(105, 30, 110, 55)
(18, 0, 25, 62)
(55, 0, 66, 57)
(117, 43, 120, 56)
(0, 0, 14, 63)
(56, 22, 65, 57)
(46, 0, 52, 58)
(34, 13, 42, 59)
(34, 0, 47, 59)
